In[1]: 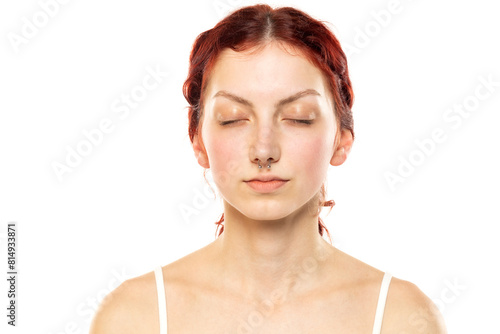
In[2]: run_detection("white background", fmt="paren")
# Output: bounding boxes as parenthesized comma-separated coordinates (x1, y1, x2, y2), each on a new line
(1, 0, 499, 333)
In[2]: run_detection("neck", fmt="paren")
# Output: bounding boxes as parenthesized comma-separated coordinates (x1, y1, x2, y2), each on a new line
(211, 197, 335, 304)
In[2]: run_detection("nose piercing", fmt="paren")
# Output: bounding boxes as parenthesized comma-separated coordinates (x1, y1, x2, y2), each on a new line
(258, 159, 271, 169)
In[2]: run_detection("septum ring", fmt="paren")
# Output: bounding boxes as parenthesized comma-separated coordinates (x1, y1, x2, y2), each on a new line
(258, 159, 271, 169)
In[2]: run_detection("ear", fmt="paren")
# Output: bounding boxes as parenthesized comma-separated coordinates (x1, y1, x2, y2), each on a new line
(192, 132, 210, 169)
(330, 129, 353, 166)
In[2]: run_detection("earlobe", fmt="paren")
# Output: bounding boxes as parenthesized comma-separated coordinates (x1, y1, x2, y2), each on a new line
(192, 133, 210, 168)
(330, 129, 353, 166)
(330, 147, 347, 166)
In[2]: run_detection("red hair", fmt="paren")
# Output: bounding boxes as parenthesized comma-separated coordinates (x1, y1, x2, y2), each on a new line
(183, 4, 354, 243)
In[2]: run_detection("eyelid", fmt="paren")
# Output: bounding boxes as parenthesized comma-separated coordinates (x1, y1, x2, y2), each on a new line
(290, 119, 313, 124)
(219, 119, 245, 126)
(219, 118, 314, 126)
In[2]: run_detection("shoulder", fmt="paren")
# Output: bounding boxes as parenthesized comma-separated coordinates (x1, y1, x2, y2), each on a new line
(89, 269, 159, 334)
(330, 248, 447, 333)
(383, 276, 448, 333)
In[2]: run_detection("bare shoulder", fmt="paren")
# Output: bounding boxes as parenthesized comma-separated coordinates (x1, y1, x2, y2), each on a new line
(383, 277, 448, 333)
(88, 243, 215, 333)
(331, 248, 447, 333)
(89, 269, 159, 334)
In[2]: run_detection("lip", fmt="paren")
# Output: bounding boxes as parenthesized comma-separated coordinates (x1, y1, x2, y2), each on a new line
(245, 175, 288, 182)
(244, 179, 289, 193)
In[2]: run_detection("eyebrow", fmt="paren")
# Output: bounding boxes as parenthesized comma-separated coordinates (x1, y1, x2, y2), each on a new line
(213, 89, 321, 109)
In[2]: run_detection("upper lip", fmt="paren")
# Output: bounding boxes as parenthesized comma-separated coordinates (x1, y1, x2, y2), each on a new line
(245, 175, 288, 182)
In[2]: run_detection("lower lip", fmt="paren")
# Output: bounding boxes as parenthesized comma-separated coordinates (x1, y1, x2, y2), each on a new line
(245, 180, 288, 193)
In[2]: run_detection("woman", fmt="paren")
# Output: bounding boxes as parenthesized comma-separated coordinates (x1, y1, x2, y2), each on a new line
(90, 4, 447, 333)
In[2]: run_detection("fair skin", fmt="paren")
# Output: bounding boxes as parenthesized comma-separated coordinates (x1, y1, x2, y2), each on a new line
(90, 41, 447, 333)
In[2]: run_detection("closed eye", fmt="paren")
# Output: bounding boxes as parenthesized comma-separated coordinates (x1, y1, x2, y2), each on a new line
(219, 120, 243, 126)
(289, 119, 313, 125)
(220, 119, 313, 126)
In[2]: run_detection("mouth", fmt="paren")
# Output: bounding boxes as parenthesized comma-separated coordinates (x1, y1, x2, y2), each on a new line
(245, 175, 288, 182)
(244, 179, 289, 193)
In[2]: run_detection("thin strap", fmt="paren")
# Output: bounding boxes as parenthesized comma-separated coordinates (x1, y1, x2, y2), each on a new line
(372, 272, 392, 334)
(154, 266, 168, 334)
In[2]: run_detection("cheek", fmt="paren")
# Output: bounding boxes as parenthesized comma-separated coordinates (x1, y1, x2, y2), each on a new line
(204, 131, 247, 186)
(291, 133, 332, 181)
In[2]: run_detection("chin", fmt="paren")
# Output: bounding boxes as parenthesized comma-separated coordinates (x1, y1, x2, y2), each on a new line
(241, 203, 304, 222)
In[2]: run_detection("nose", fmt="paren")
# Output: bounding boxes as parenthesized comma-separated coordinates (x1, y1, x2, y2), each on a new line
(249, 123, 281, 168)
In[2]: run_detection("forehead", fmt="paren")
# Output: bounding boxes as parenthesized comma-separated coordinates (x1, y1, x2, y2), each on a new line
(205, 41, 329, 100)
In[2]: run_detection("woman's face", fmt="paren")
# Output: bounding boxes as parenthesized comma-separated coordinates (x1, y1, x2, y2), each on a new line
(193, 41, 347, 221)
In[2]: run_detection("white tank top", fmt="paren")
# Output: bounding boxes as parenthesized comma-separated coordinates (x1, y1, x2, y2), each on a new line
(154, 266, 392, 334)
